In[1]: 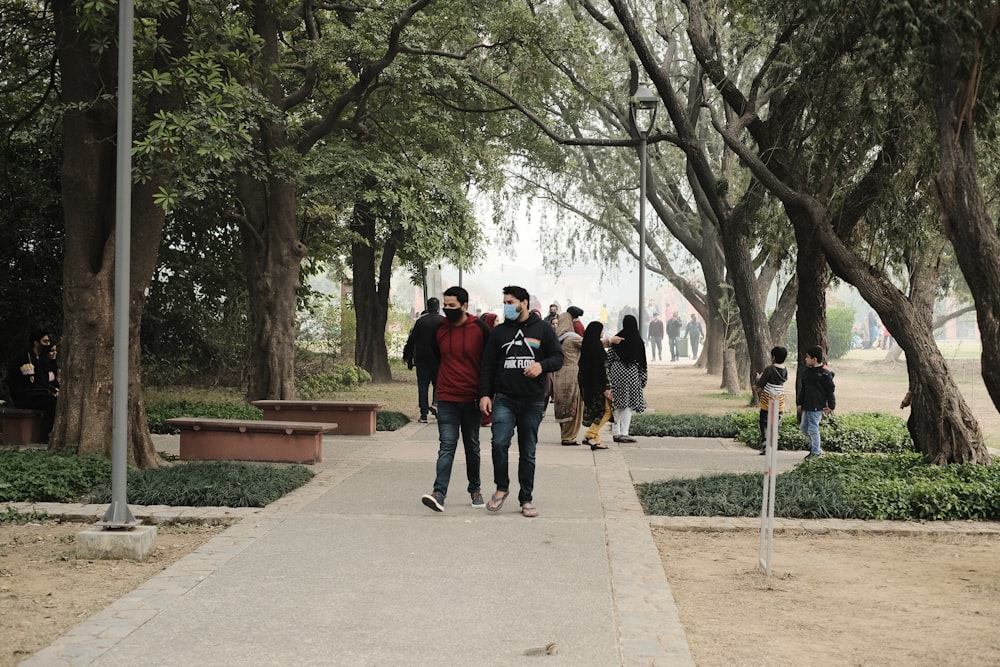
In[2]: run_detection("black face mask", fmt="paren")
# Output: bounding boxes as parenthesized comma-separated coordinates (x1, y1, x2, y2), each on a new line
(443, 307, 464, 323)
(39, 344, 53, 355)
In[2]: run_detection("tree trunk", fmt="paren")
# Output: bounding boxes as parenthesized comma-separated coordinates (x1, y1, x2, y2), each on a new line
(237, 167, 305, 400)
(51, 0, 183, 467)
(806, 199, 989, 464)
(718, 192, 773, 381)
(721, 349, 740, 395)
(350, 198, 394, 382)
(930, 24, 1000, 415)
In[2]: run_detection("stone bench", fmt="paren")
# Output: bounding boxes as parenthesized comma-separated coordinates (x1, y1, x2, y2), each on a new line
(1, 408, 46, 445)
(251, 400, 387, 436)
(165, 418, 337, 464)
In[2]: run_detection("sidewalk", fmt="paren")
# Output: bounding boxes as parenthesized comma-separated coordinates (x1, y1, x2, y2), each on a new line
(17, 423, 1000, 666)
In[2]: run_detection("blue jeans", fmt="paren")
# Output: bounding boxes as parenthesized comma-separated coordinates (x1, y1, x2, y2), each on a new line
(432, 401, 481, 498)
(490, 393, 545, 505)
(800, 410, 823, 454)
(415, 362, 438, 418)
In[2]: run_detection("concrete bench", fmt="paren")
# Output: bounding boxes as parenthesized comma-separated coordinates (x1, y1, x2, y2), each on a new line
(251, 400, 386, 436)
(165, 418, 337, 464)
(1, 408, 46, 445)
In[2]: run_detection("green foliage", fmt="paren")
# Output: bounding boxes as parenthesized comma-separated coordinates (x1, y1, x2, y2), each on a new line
(784, 304, 855, 360)
(0, 505, 49, 524)
(376, 411, 409, 431)
(146, 399, 263, 434)
(88, 461, 313, 508)
(638, 452, 1000, 520)
(296, 365, 372, 399)
(0, 450, 111, 503)
(731, 410, 913, 453)
(631, 413, 739, 438)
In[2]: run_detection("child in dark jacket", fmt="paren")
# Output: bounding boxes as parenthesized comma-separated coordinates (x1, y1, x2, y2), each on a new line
(755, 346, 788, 454)
(796, 345, 836, 459)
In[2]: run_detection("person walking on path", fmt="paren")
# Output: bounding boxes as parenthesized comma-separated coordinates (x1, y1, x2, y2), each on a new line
(479, 285, 564, 518)
(608, 315, 647, 443)
(421, 286, 491, 512)
(797, 345, 836, 460)
(403, 298, 444, 423)
(647, 313, 664, 362)
(685, 314, 703, 359)
(754, 346, 788, 455)
(552, 312, 584, 446)
(578, 321, 613, 450)
(666, 313, 683, 361)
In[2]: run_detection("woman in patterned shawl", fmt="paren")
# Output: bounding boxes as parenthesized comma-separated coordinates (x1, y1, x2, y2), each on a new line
(552, 312, 584, 445)
(607, 314, 647, 443)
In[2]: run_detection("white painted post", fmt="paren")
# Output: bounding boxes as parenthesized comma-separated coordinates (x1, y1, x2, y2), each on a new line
(758, 395, 780, 581)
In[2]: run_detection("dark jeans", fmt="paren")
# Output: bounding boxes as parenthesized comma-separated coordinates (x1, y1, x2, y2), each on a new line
(490, 393, 545, 505)
(433, 400, 482, 498)
(668, 336, 679, 361)
(690, 335, 700, 358)
(759, 409, 782, 445)
(650, 336, 663, 361)
(415, 362, 439, 418)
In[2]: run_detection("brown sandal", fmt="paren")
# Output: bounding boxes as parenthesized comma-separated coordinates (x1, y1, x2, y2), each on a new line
(520, 503, 539, 518)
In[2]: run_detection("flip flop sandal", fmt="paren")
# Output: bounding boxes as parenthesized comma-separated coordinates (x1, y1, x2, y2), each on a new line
(520, 504, 539, 518)
(486, 490, 509, 512)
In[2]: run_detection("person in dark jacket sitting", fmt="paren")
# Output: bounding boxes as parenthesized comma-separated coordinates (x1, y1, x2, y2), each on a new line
(7, 329, 58, 440)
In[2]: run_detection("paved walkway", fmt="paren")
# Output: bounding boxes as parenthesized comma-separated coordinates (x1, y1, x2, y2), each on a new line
(14, 423, 1000, 666)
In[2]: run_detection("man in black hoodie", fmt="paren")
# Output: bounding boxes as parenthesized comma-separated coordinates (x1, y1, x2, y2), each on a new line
(403, 298, 444, 423)
(479, 285, 564, 518)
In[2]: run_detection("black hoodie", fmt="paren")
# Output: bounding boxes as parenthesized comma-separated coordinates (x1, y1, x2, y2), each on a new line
(479, 312, 564, 400)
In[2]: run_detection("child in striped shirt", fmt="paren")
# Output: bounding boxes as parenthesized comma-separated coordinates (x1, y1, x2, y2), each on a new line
(754, 346, 788, 454)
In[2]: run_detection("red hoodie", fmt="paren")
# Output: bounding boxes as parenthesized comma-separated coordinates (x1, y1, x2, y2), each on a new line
(434, 314, 489, 402)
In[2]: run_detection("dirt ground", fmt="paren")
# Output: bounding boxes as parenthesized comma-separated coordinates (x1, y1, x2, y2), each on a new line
(643, 358, 1000, 666)
(654, 529, 1000, 666)
(0, 521, 225, 667)
(2, 354, 998, 665)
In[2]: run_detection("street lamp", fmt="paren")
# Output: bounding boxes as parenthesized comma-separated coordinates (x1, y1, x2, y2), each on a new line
(630, 84, 659, 343)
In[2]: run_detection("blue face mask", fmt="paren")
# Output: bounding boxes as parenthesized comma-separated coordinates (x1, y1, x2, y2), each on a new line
(503, 303, 519, 321)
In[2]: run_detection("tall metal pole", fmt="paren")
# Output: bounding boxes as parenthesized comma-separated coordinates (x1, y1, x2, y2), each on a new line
(638, 135, 648, 342)
(102, 0, 137, 527)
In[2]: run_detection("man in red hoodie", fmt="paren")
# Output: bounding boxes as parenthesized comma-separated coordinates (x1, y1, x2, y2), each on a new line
(421, 286, 491, 512)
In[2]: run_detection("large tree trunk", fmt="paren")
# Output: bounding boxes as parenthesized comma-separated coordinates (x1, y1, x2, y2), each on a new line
(790, 206, 830, 397)
(350, 198, 394, 382)
(238, 1, 306, 401)
(930, 22, 1000, 414)
(238, 170, 305, 400)
(806, 199, 989, 464)
(52, 0, 184, 467)
(718, 194, 772, 379)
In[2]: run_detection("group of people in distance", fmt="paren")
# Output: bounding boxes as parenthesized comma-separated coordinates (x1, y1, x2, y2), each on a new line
(404, 285, 648, 519)
(5, 329, 61, 440)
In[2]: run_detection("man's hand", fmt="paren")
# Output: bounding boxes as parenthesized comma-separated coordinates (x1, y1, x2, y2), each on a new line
(523, 361, 543, 378)
(480, 396, 493, 415)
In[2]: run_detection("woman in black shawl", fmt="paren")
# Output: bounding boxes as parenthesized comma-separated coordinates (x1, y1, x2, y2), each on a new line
(607, 314, 647, 443)
(577, 321, 612, 450)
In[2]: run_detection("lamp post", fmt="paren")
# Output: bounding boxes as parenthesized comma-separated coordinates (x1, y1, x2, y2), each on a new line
(629, 84, 659, 343)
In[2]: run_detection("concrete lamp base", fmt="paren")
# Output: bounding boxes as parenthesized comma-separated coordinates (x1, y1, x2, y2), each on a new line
(76, 524, 158, 561)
